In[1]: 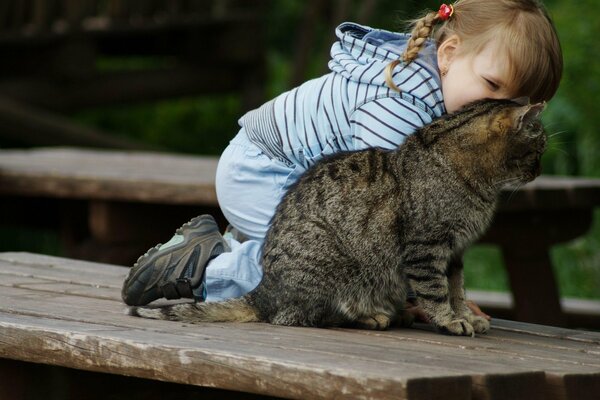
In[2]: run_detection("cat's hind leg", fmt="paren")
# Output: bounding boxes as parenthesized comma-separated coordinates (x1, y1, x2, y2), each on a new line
(269, 304, 321, 327)
(354, 313, 391, 330)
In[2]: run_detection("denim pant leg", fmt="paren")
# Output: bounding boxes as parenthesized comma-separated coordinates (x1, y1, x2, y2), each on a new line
(203, 129, 302, 302)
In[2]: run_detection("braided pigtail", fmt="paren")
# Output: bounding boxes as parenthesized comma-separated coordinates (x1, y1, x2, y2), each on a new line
(385, 11, 442, 92)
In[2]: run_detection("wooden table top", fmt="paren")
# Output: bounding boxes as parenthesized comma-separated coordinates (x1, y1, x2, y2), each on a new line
(0, 252, 599, 400)
(1, 147, 600, 209)
(0, 147, 219, 205)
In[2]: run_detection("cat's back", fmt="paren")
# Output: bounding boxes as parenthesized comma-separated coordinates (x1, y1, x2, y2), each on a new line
(276, 148, 403, 218)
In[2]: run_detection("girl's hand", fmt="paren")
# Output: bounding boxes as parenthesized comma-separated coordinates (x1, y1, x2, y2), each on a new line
(465, 299, 491, 321)
(405, 300, 491, 323)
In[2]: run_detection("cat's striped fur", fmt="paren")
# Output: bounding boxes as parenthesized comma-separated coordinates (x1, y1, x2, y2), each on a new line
(131, 99, 546, 336)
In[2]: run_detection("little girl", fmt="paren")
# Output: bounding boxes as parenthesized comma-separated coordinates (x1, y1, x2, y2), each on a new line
(122, 0, 562, 318)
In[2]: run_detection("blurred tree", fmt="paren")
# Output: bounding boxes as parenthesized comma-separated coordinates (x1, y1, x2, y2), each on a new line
(542, 0, 600, 178)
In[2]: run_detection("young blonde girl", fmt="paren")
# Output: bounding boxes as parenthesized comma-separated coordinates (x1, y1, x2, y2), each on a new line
(122, 0, 562, 321)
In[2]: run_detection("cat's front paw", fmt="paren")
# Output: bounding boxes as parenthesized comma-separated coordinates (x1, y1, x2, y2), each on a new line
(467, 315, 490, 334)
(437, 319, 475, 336)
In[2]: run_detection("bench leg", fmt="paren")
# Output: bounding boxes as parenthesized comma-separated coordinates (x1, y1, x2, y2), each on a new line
(482, 209, 594, 327)
(500, 243, 566, 326)
(0, 359, 25, 399)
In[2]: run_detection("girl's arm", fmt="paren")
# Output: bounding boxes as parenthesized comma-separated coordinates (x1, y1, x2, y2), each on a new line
(349, 95, 433, 150)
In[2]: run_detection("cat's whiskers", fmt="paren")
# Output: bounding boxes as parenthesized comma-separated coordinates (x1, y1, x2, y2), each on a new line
(506, 181, 525, 203)
(553, 148, 569, 157)
(547, 130, 567, 138)
(546, 143, 570, 157)
(495, 176, 521, 189)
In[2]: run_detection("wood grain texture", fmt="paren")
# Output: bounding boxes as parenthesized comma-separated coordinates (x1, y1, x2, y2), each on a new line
(0, 252, 599, 400)
(0, 148, 218, 205)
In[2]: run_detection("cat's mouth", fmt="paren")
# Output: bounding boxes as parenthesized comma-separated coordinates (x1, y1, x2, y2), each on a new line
(521, 156, 543, 183)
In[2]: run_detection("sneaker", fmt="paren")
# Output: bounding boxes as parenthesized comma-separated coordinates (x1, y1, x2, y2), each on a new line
(121, 214, 229, 306)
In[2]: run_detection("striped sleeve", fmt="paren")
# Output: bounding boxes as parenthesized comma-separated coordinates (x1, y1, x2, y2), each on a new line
(349, 96, 432, 151)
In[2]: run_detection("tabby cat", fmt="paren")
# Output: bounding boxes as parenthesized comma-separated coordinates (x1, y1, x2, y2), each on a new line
(130, 99, 546, 336)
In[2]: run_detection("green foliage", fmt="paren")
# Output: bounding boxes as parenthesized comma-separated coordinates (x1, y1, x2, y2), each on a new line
(542, 0, 600, 178)
(463, 245, 510, 293)
(75, 95, 241, 155)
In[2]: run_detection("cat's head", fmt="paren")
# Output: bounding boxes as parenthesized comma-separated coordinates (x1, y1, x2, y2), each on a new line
(501, 102, 547, 184)
(423, 99, 547, 186)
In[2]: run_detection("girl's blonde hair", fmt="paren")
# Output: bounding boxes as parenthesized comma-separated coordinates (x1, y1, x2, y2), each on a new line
(385, 0, 563, 103)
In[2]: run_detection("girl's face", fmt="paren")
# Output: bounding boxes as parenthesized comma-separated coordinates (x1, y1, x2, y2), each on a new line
(438, 37, 513, 113)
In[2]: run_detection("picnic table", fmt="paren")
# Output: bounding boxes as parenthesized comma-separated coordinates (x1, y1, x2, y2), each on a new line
(0, 252, 599, 400)
(1, 147, 600, 329)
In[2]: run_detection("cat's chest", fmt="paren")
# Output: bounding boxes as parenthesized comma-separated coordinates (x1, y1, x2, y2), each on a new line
(452, 205, 496, 250)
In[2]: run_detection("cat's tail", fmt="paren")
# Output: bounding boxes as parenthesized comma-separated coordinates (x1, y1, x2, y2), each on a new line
(128, 297, 261, 323)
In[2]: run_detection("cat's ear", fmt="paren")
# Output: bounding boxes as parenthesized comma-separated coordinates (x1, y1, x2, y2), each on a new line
(514, 102, 545, 130)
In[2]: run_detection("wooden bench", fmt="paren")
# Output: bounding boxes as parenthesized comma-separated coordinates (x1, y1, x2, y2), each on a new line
(1, 252, 599, 400)
(1, 147, 600, 329)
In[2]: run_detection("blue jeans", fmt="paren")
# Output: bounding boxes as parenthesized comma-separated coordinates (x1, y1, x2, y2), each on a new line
(203, 129, 304, 301)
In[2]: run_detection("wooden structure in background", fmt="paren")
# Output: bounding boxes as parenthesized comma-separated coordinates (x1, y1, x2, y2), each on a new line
(0, 0, 266, 148)
(1, 252, 600, 400)
(1, 147, 600, 329)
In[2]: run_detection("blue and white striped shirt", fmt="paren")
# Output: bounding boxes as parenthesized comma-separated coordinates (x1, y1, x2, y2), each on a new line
(239, 22, 446, 170)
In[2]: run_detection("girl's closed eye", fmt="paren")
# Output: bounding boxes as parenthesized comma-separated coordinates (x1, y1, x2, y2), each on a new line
(483, 77, 501, 92)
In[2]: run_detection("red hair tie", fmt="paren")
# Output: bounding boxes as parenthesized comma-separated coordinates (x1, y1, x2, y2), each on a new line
(438, 4, 454, 21)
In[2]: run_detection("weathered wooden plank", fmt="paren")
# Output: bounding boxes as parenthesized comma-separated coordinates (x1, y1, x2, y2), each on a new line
(0, 274, 52, 288)
(0, 312, 474, 400)
(0, 279, 598, 400)
(8, 281, 120, 301)
(2, 252, 600, 365)
(3, 268, 598, 372)
(0, 254, 127, 288)
(2, 253, 600, 399)
(0, 252, 128, 277)
(0, 283, 563, 395)
(0, 284, 552, 373)
(1, 252, 598, 356)
(357, 327, 600, 369)
(0, 148, 219, 205)
(0, 253, 597, 346)
(0, 276, 598, 384)
(492, 318, 600, 344)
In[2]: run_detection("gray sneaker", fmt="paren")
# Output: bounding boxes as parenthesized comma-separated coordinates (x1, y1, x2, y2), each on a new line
(121, 214, 229, 306)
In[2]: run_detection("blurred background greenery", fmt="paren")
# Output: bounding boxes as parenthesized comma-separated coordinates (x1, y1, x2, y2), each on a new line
(1, 0, 598, 299)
